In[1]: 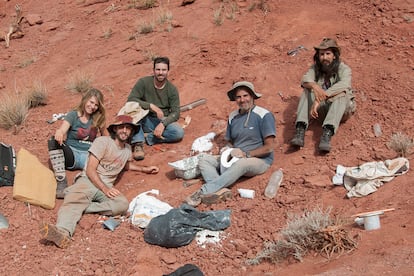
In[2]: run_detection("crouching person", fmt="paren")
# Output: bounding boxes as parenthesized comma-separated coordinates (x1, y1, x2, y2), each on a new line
(39, 115, 159, 248)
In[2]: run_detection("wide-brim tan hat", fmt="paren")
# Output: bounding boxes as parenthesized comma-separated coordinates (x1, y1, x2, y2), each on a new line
(117, 101, 149, 124)
(227, 81, 262, 101)
(314, 38, 341, 53)
(107, 115, 140, 136)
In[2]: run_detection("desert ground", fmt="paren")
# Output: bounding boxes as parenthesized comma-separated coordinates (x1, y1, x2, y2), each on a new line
(0, 0, 413, 275)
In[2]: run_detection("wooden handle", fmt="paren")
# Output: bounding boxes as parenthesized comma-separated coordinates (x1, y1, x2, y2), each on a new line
(351, 208, 395, 217)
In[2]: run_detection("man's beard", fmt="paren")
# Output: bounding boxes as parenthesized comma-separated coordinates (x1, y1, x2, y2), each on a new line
(321, 62, 335, 76)
(116, 133, 130, 143)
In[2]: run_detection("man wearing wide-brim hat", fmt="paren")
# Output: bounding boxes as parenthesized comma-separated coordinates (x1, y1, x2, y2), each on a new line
(290, 37, 356, 153)
(40, 115, 159, 249)
(185, 81, 276, 207)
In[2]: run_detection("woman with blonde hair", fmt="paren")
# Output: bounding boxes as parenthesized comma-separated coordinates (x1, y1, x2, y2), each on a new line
(48, 88, 106, 198)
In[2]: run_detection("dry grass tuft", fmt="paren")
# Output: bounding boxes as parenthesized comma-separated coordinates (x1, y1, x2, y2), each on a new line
(138, 21, 155, 34)
(128, 0, 157, 10)
(387, 132, 413, 157)
(24, 80, 48, 108)
(65, 70, 94, 94)
(247, 207, 358, 264)
(0, 94, 29, 130)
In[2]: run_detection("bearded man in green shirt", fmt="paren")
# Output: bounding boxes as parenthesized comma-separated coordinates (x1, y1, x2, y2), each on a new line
(127, 56, 184, 160)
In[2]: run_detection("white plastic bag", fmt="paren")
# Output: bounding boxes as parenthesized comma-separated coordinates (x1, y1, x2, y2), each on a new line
(128, 189, 173, 228)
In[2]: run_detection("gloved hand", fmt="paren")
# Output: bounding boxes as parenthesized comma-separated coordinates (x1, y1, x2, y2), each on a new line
(230, 148, 245, 158)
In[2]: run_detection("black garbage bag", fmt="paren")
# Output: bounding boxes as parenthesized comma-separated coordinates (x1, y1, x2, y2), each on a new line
(144, 203, 231, 248)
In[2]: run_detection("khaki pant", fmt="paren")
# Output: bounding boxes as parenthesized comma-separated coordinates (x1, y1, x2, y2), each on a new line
(295, 89, 356, 134)
(56, 176, 129, 236)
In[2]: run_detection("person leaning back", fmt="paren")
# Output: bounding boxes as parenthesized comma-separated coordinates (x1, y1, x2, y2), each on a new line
(290, 38, 356, 153)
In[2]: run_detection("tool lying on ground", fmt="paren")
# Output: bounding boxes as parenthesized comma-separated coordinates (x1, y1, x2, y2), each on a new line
(287, 45, 307, 56)
(351, 208, 395, 218)
(180, 98, 207, 112)
(47, 113, 66, 124)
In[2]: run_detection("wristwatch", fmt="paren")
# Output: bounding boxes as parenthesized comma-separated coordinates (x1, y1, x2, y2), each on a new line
(245, 151, 251, 158)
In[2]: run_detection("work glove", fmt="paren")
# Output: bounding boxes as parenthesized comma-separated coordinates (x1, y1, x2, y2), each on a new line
(230, 148, 245, 158)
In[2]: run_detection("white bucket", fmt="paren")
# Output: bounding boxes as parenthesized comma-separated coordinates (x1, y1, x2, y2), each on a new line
(361, 211, 383, 231)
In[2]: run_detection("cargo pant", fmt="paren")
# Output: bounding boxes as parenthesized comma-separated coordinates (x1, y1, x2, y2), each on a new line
(295, 89, 356, 134)
(56, 176, 129, 236)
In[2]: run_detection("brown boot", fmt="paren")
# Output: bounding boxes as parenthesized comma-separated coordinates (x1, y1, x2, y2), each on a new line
(132, 142, 145, 161)
(184, 190, 202, 207)
(39, 222, 71, 249)
(201, 188, 233, 205)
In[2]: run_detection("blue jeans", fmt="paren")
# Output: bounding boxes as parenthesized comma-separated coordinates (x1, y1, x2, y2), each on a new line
(67, 147, 88, 170)
(198, 153, 270, 194)
(131, 116, 184, 146)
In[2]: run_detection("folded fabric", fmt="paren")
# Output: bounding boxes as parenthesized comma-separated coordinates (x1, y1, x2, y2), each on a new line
(342, 157, 409, 198)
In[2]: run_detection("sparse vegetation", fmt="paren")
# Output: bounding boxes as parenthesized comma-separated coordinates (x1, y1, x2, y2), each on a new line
(387, 132, 414, 157)
(247, 207, 358, 264)
(102, 28, 113, 39)
(17, 57, 35, 68)
(128, 0, 157, 10)
(0, 93, 29, 130)
(24, 80, 48, 108)
(213, 5, 224, 26)
(138, 21, 155, 34)
(65, 70, 94, 94)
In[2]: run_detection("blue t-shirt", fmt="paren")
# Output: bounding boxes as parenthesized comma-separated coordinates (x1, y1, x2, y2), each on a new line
(64, 110, 98, 151)
(225, 105, 276, 165)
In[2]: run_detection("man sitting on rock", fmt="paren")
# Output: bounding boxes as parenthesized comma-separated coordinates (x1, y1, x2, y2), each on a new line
(185, 81, 276, 207)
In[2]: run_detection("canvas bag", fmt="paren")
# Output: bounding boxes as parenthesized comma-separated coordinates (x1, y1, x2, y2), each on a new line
(0, 142, 17, 186)
(13, 148, 56, 209)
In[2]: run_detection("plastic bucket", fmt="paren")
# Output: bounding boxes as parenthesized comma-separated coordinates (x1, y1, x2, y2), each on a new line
(362, 213, 381, 231)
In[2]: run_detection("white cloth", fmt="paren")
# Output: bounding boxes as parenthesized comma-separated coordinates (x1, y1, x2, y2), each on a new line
(340, 157, 409, 198)
(191, 132, 216, 154)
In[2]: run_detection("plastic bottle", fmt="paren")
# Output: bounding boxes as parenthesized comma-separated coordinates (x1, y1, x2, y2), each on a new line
(264, 169, 283, 199)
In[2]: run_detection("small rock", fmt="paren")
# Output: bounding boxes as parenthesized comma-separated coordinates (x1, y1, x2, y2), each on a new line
(160, 252, 177, 264)
(25, 14, 43, 25)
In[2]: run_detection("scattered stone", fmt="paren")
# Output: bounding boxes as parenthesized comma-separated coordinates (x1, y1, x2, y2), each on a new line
(25, 14, 43, 25)
(160, 252, 177, 264)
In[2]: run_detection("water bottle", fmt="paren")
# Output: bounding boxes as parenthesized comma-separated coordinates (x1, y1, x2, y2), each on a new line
(264, 169, 283, 199)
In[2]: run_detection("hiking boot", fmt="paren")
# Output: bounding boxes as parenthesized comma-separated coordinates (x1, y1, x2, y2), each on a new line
(290, 122, 306, 147)
(39, 222, 71, 249)
(185, 190, 202, 207)
(319, 125, 334, 152)
(56, 177, 67, 199)
(133, 142, 145, 161)
(201, 188, 233, 205)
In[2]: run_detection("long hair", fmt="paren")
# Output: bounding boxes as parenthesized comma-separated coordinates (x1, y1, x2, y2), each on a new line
(313, 48, 341, 81)
(75, 88, 106, 132)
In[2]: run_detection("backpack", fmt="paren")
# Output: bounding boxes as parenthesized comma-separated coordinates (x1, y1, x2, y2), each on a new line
(0, 142, 17, 186)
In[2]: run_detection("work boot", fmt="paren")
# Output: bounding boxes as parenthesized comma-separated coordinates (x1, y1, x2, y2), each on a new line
(290, 122, 306, 147)
(201, 188, 233, 205)
(185, 190, 202, 207)
(39, 222, 71, 249)
(319, 125, 334, 152)
(133, 142, 145, 161)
